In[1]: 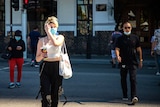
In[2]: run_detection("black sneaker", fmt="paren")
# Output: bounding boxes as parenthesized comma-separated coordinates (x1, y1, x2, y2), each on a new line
(131, 97, 138, 105)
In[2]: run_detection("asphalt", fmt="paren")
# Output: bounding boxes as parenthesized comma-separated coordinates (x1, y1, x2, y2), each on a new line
(0, 50, 159, 107)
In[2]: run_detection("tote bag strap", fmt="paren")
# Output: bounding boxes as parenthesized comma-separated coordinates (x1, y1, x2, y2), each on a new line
(61, 41, 68, 54)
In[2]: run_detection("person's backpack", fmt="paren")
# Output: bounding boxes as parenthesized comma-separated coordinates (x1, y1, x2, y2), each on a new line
(154, 29, 160, 55)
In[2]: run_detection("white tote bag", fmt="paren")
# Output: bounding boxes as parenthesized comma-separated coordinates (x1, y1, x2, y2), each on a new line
(59, 42, 73, 79)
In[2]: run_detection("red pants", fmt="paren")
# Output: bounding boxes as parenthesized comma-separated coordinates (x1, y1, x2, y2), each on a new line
(9, 58, 24, 82)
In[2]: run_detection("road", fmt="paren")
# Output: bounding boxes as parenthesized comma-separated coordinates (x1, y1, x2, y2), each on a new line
(0, 57, 160, 107)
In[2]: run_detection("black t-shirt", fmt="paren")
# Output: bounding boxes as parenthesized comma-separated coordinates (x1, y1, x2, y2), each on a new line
(116, 34, 140, 65)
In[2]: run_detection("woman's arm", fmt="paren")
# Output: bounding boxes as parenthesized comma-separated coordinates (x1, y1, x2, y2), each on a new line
(36, 39, 44, 62)
(45, 24, 64, 46)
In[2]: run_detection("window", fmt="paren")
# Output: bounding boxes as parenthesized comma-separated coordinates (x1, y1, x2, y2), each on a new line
(27, 0, 57, 34)
(27, 0, 57, 21)
(77, 0, 92, 36)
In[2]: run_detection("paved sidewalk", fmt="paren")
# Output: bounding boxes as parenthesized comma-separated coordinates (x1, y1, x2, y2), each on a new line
(0, 99, 159, 107)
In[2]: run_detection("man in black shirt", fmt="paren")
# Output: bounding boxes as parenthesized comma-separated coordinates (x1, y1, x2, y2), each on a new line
(115, 22, 143, 105)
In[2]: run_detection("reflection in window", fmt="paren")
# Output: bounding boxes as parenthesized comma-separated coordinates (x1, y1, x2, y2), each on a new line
(27, 0, 57, 21)
(128, 10, 136, 28)
(27, 0, 57, 35)
(140, 10, 149, 31)
(77, 21, 92, 35)
(78, 21, 88, 35)
(77, 0, 92, 36)
(78, 5, 88, 20)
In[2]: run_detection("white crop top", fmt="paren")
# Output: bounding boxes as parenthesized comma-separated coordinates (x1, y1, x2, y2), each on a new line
(41, 38, 62, 58)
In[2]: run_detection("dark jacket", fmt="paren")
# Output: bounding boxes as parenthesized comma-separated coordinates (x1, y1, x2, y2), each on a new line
(8, 39, 25, 58)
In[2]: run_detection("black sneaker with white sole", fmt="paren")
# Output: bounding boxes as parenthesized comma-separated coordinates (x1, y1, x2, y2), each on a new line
(131, 97, 138, 105)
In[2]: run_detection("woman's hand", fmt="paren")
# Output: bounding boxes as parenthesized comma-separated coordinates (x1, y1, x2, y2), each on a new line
(16, 46, 22, 50)
(41, 52, 47, 58)
(8, 47, 12, 51)
(44, 23, 51, 33)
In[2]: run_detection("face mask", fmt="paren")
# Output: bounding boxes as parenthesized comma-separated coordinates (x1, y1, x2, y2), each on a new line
(124, 31, 131, 35)
(15, 36, 21, 41)
(50, 28, 57, 35)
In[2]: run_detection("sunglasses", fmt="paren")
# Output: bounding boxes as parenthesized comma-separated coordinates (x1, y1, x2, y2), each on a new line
(124, 27, 131, 29)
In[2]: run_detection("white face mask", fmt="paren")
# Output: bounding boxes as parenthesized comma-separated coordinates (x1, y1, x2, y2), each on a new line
(124, 31, 131, 35)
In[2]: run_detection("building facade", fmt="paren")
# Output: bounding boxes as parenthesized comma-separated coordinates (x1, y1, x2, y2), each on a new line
(1, 0, 160, 58)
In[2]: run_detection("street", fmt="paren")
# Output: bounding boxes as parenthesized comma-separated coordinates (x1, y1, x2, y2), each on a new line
(0, 57, 160, 107)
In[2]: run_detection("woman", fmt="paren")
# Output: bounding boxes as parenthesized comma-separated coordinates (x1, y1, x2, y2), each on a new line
(8, 30, 26, 89)
(36, 16, 64, 107)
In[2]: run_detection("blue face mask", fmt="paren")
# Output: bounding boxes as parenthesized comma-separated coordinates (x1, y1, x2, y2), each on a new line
(15, 36, 21, 41)
(50, 28, 57, 35)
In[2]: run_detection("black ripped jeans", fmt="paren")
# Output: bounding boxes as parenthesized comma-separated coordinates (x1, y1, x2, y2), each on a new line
(120, 64, 137, 99)
(40, 61, 63, 107)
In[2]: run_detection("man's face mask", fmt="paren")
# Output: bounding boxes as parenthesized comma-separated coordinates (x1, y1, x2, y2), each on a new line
(50, 28, 57, 35)
(124, 31, 131, 36)
(15, 36, 21, 41)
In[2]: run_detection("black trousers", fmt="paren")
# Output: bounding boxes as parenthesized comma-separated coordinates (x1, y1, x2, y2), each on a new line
(40, 61, 63, 107)
(120, 64, 137, 99)
(31, 46, 38, 64)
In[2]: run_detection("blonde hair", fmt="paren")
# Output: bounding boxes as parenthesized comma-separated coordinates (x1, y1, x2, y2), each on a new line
(45, 16, 59, 28)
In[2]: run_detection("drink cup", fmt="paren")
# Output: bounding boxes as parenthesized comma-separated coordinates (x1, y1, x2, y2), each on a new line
(41, 47, 47, 53)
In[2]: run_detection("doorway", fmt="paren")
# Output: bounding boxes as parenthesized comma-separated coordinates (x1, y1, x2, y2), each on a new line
(120, 6, 151, 48)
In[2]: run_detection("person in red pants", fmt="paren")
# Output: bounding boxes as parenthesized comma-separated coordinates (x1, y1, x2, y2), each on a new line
(7, 30, 26, 89)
